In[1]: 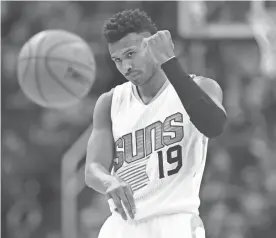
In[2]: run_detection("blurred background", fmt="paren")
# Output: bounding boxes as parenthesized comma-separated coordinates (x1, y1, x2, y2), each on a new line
(2, 1, 276, 238)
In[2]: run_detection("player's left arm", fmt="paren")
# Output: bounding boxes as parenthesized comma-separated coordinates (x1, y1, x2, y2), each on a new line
(169, 71, 227, 138)
(146, 31, 227, 138)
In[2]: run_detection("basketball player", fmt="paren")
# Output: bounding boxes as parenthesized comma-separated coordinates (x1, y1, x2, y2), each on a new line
(85, 9, 226, 238)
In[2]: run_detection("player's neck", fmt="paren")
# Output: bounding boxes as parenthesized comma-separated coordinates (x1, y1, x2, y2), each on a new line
(136, 69, 168, 103)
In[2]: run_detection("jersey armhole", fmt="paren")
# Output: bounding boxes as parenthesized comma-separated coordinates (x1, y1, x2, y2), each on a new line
(110, 82, 130, 121)
(110, 87, 117, 122)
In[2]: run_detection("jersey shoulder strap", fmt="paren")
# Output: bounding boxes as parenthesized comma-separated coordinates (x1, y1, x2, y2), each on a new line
(111, 82, 131, 121)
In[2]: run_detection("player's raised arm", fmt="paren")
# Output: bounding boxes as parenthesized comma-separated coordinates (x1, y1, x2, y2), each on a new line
(162, 59, 226, 138)
(85, 90, 135, 220)
(145, 30, 227, 138)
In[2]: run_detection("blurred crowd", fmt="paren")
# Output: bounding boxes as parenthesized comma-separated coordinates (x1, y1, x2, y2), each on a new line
(2, 1, 276, 238)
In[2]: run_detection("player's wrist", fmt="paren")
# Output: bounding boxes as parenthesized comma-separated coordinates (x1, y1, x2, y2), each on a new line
(161, 56, 189, 77)
(103, 175, 119, 193)
(162, 55, 176, 65)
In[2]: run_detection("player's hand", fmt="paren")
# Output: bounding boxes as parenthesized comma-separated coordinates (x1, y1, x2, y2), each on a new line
(143, 30, 175, 65)
(105, 177, 136, 220)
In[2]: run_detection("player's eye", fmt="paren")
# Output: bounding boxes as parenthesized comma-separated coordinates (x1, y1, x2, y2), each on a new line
(114, 58, 121, 63)
(126, 51, 135, 57)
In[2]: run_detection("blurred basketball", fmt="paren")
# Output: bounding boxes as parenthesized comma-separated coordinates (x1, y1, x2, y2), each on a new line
(17, 30, 96, 108)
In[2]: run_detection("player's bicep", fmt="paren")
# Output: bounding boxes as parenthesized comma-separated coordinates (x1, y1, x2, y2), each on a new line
(86, 90, 114, 172)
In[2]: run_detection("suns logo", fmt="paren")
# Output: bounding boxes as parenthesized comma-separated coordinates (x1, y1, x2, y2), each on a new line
(113, 112, 184, 191)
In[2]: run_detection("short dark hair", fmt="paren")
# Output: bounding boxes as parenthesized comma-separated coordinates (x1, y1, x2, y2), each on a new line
(103, 9, 158, 43)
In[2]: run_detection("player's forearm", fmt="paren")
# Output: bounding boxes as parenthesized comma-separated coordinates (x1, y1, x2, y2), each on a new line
(161, 57, 226, 138)
(85, 162, 116, 194)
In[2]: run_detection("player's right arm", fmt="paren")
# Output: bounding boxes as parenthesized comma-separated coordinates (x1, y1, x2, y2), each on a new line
(85, 90, 115, 193)
(85, 90, 135, 220)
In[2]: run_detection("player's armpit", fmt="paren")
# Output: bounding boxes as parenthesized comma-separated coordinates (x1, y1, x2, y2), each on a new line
(85, 89, 116, 194)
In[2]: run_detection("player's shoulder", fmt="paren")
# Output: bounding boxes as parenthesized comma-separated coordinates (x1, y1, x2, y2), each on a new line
(191, 74, 214, 84)
(111, 81, 132, 101)
(191, 74, 224, 104)
(94, 89, 114, 117)
(95, 81, 130, 110)
(113, 81, 131, 93)
(97, 88, 114, 104)
(191, 75, 220, 88)
(192, 74, 222, 91)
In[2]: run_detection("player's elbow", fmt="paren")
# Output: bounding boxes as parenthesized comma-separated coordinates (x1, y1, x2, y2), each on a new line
(201, 111, 227, 138)
(204, 122, 225, 138)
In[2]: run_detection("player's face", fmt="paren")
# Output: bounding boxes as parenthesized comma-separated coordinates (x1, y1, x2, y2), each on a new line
(108, 32, 157, 86)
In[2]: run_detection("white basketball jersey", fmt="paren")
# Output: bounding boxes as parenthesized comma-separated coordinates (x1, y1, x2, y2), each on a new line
(110, 79, 209, 220)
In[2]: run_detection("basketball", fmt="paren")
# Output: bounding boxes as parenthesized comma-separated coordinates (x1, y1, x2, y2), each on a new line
(17, 30, 96, 108)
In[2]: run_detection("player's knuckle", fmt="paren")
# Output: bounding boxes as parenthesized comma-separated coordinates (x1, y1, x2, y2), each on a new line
(116, 201, 122, 208)
(165, 30, 171, 39)
(152, 34, 158, 40)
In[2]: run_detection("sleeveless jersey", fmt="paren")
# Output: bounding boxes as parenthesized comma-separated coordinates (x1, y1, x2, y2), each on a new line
(110, 78, 209, 221)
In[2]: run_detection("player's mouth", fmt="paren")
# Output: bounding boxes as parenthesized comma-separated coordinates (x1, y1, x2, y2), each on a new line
(126, 70, 141, 77)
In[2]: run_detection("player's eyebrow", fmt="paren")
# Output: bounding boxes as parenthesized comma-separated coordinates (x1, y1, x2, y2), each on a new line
(111, 47, 135, 59)
(122, 48, 135, 55)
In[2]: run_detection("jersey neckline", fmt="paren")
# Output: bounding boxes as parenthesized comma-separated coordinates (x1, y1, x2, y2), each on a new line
(131, 80, 170, 106)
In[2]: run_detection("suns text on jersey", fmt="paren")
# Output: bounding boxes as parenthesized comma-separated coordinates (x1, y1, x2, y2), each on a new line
(113, 112, 184, 172)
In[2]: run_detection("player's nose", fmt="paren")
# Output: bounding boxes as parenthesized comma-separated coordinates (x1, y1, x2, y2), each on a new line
(122, 60, 133, 75)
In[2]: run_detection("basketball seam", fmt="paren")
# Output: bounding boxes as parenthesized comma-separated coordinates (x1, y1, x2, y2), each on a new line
(45, 39, 95, 75)
(44, 57, 81, 99)
(47, 40, 81, 53)
(19, 57, 93, 85)
(19, 57, 93, 72)
(43, 40, 92, 99)
(35, 35, 49, 103)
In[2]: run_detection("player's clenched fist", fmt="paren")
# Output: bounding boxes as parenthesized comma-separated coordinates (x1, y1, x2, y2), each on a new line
(143, 30, 175, 65)
(105, 177, 136, 220)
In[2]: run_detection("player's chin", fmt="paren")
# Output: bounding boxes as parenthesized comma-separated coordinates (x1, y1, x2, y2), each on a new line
(128, 76, 144, 86)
